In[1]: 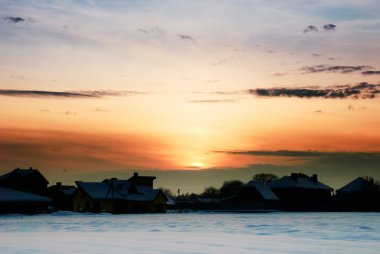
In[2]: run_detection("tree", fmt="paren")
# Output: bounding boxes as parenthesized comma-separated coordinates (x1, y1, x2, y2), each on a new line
(159, 187, 174, 198)
(219, 180, 244, 199)
(201, 186, 220, 199)
(252, 173, 279, 185)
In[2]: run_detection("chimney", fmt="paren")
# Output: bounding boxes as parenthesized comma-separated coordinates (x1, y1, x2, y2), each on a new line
(291, 173, 298, 181)
(134, 172, 138, 177)
(56, 182, 62, 188)
(311, 174, 318, 182)
(29, 167, 33, 170)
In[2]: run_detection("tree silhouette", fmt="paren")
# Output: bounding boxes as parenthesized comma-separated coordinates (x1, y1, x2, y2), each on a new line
(253, 173, 279, 185)
(201, 186, 219, 199)
(159, 187, 174, 198)
(219, 180, 244, 199)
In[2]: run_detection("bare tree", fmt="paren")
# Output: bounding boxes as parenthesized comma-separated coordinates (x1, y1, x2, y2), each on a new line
(253, 173, 279, 185)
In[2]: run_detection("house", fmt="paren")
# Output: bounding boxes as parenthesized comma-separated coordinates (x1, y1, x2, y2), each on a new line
(223, 180, 279, 211)
(128, 172, 156, 188)
(0, 187, 52, 214)
(269, 173, 333, 211)
(47, 182, 77, 211)
(0, 167, 49, 195)
(73, 173, 167, 213)
(336, 177, 380, 211)
(228, 180, 279, 202)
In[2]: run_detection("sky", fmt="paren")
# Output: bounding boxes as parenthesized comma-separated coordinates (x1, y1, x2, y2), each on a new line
(1, 0, 380, 193)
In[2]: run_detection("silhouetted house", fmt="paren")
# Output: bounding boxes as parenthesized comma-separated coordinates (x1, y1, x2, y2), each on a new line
(336, 177, 380, 211)
(269, 173, 333, 211)
(128, 172, 156, 188)
(0, 167, 49, 195)
(47, 182, 77, 211)
(0, 187, 51, 214)
(223, 180, 279, 210)
(73, 173, 167, 213)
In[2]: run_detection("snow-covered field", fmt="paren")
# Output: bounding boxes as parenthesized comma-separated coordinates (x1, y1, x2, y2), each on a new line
(1, 212, 379, 254)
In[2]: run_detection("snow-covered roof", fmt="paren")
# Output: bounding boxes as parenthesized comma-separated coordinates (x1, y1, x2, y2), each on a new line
(76, 181, 125, 200)
(76, 179, 165, 202)
(0, 168, 49, 184)
(60, 186, 77, 196)
(0, 187, 51, 202)
(337, 177, 373, 193)
(245, 180, 279, 200)
(269, 175, 332, 190)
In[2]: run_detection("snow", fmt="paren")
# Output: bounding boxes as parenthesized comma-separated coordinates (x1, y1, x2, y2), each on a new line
(269, 176, 332, 190)
(245, 180, 279, 200)
(0, 187, 51, 202)
(337, 177, 370, 193)
(0, 212, 379, 253)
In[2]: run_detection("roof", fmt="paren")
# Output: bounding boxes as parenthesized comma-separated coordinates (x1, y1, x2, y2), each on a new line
(337, 177, 375, 193)
(48, 185, 77, 196)
(0, 187, 51, 202)
(269, 175, 332, 191)
(245, 180, 279, 200)
(76, 181, 125, 200)
(60, 186, 77, 196)
(0, 168, 49, 184)
(76, 179, 165, 202)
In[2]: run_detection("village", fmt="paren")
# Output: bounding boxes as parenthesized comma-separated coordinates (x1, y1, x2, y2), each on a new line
(0, 167, 379, 214)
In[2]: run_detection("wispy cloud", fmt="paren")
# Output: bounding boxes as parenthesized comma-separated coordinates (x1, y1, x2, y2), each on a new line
(0, 89, 146, 99)
(303, 25, 319, 33)
(215, 149, 380, 158)
(362, 70, 380, 75)
(301, 65, 372, 74)
(248, 82, 380, 99)
(303, 24, 336, 33)
(178, 34, 196, 44)
(3, 16, 25, 23)
(323, 24, 336, 30)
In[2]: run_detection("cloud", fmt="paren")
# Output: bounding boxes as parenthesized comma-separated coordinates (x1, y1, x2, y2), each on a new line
(323, 24, 336, 30)
(178, 34, 196, 43)
(303, 25, 319, 33)
(301, 65, 372, 74)
(248, 82, 380, 99)
(215, 149, 380, 158)
(3, 16, 25, 23)
(138, 26, 165, 36)
(362, 70, 380, 75)
(0, 89, 146, 99)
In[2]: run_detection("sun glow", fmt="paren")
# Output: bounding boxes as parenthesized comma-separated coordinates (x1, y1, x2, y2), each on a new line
(191, 162, 204, 169)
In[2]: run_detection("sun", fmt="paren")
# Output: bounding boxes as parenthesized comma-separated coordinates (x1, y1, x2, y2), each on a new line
(192, 161, 204, 169)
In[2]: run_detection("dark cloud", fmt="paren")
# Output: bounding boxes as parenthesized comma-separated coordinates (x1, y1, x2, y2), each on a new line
(303, 25, 319, 33)
(178, 34, 196, 43)
(323, 24, 336, 30)
(0, 89, 145, 99)
(248, 82, 380, 99)
(4, 16, 25, 23)
(215, 149, 380, 158)
(362, 70, 380, 75)
(301, 65, 372, 74)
